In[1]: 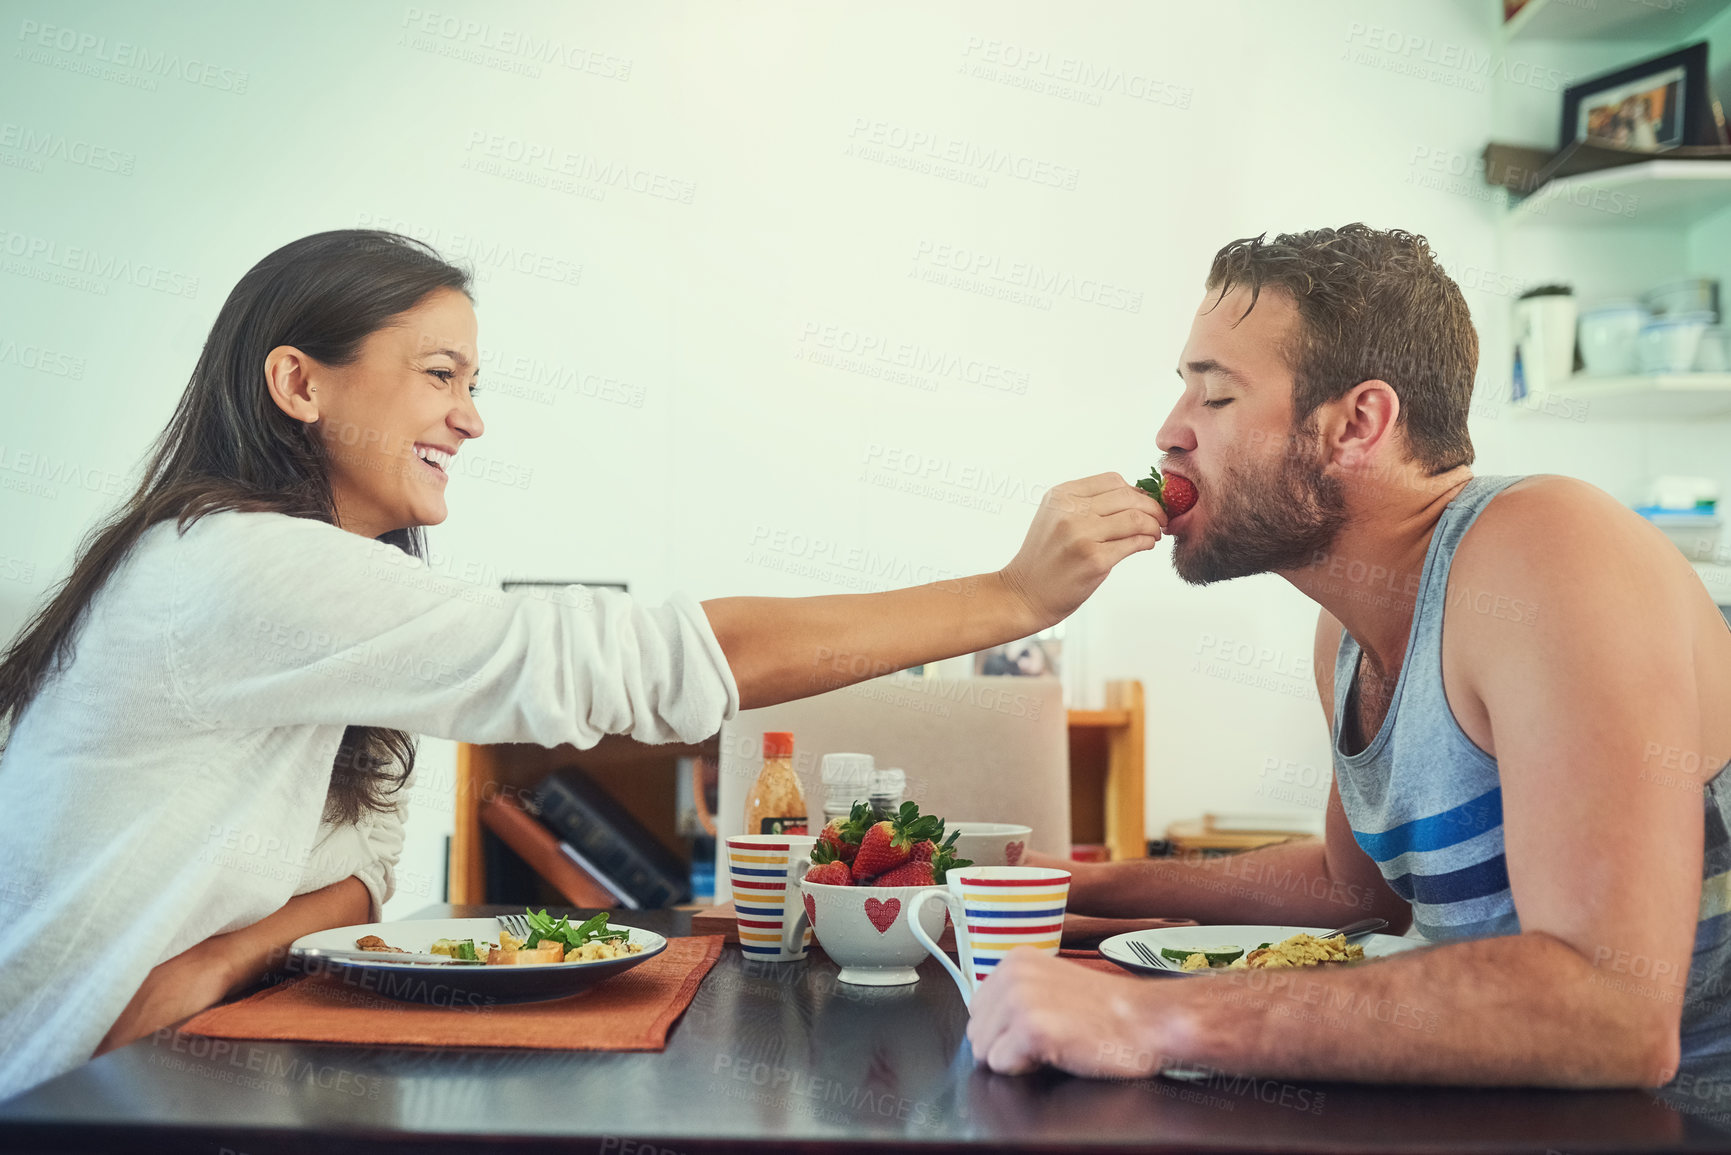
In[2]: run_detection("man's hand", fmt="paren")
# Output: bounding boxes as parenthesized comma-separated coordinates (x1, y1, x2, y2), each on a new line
(1000, 473, 1166, 631)
(967, 950, 1180, 1078)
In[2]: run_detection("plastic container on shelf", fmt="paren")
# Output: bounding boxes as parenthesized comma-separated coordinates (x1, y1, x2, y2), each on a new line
(1577, 300, 1648, 376)
(819, 752, 874, 823)
(866, 767, 906, 818)
(1638, 476, 1721, 561)
(1514, 286, 1577, 392)
(1696, 327, 1729, 372)
(1641, 278, 1719, 322)
(1636, 311, 1714, 374)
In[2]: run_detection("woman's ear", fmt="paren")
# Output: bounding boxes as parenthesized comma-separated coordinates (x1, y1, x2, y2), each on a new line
(264, 345, 320, 423)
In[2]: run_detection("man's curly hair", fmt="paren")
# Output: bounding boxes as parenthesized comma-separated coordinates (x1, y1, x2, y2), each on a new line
(1207, 223, 1477, 476)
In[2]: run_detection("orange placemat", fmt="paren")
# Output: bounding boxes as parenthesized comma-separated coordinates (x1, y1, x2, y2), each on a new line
(180, 935, 722, 1051)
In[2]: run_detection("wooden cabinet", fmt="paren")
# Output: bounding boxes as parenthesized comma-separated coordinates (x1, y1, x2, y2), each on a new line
(447, 678, 1147, 903)
(1063, 680, 1146, 863)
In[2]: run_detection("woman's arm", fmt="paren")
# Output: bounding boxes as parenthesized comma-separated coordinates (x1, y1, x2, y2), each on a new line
(169, 473, 1161, 748)
(95, 876, 369, 1055)
(704, 473, 1165, 709)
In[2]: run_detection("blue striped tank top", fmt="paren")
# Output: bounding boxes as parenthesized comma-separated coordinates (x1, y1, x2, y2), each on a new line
(1332, 474, 1731, 1061)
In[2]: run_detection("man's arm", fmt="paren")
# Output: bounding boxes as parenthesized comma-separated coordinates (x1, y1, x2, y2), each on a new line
(1029, 608, 1409, 932)
(969, 480, 1699, 1086)
(704, 474, 1163, 709)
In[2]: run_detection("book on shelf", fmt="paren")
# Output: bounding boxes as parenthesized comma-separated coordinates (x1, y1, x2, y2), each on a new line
(477, 792, 616, 908)
(532, 766, 690, 909)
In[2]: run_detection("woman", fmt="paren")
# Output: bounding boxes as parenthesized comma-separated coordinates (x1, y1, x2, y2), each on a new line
(0, 230, 1165, 1097)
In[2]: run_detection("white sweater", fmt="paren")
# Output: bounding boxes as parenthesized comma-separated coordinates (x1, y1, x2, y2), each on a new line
(0, 511, 739, 1099)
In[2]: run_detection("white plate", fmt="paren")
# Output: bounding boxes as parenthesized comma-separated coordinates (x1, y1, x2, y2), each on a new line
(1099, 924, 1422, 978)
(288, 917, 667, 1005)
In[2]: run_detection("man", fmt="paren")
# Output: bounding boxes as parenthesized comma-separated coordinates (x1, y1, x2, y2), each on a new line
(969, 224, 1731, 1087)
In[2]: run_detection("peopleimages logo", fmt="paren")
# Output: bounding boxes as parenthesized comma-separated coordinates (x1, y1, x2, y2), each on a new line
(910, 240, 1142, 313)
(845, 118, 1081, 190)
(0, 122, 135, 174)
(15, 19, 250, 93)
(958, 37, 1194, 109)
(0, 443, 127, 498)
(0, 228, 199, 298)
(1341, 20, 1570, 93)
(399, 8, 633, 80)
(462, 131, 696, 204)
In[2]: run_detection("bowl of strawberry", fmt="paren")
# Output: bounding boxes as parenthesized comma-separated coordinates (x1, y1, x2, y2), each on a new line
(797, 802, 973, 986)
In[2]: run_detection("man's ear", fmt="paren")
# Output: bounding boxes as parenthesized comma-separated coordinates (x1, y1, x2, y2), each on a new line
(264, 345, 320, 424)
(1326, 379, 1400, 480)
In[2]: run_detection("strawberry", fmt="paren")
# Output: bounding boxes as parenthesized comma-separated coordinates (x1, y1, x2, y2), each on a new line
(1161, 473, 1198, 516)
(872, 830, 972, 887)
(1135, 465, 1198, 517)
(871, 861, 934, 887)
(817, 800, 872, 864)
(849, 801, 944, 881)
(929, 828, 972, 884)
(850, 822, 904, 880)
(803, 861, 852, 886)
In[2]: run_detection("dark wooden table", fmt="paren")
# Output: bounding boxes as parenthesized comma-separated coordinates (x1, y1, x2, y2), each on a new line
(4, 905, 1731, 1154)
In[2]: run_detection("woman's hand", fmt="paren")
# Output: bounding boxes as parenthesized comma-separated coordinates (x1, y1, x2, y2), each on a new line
(95, 938, 238, 1056)
(94, 875, 371, 1057)
(702, 472, 1165, 710)
(999, 473, 1166, 631)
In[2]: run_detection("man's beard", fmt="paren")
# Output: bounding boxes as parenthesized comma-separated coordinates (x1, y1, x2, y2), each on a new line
(1170, 426, 1348, 586)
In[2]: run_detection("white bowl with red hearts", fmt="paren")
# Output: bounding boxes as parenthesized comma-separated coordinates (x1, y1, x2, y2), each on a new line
(947, 822, 1033, 869)
(797, 880, 947, 986)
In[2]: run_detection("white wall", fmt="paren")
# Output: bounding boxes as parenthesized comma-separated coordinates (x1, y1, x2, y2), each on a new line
(14, 0, 1690, 919)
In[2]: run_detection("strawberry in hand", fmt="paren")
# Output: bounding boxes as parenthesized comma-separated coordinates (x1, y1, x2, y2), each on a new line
(1135, 465, 1197, 517)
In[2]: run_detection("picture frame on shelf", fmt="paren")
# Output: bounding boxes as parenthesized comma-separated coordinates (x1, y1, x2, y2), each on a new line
(1560, 41, 1715, 153)
(972, 627, 1062, 679)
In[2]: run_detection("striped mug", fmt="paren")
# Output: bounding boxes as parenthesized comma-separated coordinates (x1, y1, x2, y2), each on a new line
(908, 866, 1071, 1005)
(724, 834, 817, 962)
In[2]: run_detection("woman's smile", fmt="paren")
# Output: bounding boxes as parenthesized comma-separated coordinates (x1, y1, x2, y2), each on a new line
(412, 442, 456, 481)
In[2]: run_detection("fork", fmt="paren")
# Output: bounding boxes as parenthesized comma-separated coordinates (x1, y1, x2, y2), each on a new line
(496, 913, 532, 940)
(1317, 917, 1388, 941)
(1126, 939, 1179, 971)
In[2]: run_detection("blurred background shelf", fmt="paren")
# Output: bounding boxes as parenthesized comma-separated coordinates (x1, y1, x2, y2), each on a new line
(1161, 816, 1319, 856)
(1513, 373, 1731, 419)
(1507, 160, 1731, 228)
(1504, 0, 1731, 41)
(448, 679, 1148, 904)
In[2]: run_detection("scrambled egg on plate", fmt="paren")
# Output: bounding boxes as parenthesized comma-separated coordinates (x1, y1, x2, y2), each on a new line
(1179, 932, 1365, 972)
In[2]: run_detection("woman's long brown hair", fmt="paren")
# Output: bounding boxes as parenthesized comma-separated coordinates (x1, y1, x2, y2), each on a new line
(0, 229, 473, 824)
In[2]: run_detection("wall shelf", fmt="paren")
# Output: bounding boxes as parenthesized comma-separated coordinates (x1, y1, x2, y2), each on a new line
(1509, 160, 1731, 228)
(1504, 0, 1731, 41)
(1514, 373, 1731, 419)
